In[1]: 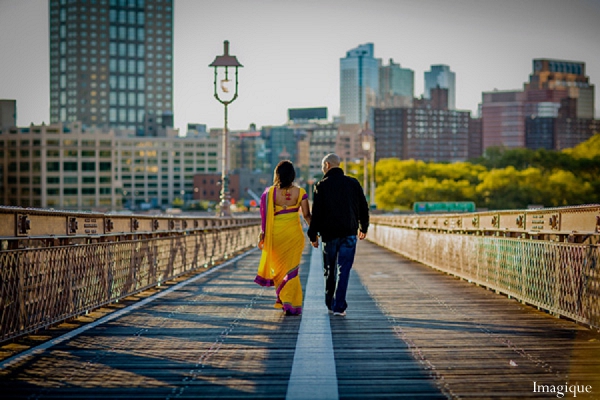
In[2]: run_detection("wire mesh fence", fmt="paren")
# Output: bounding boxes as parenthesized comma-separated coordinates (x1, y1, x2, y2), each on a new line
(369, 223, 600, 329)
(0, 220, 260, 342)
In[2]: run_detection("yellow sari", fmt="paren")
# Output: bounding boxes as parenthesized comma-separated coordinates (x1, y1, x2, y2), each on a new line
(255, 186, 306, 315)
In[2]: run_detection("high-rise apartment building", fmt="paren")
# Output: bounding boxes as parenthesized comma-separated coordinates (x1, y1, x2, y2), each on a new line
(340, 43, 379, 125)
(481, 90, 527, 149)
(481, 59, 597, 151)
(424, 65, 456, 110)
(335, 123, 363, 165)
(308, 123, 339, 179)
(526, 59, 594, 119)
(373, 105, 475, 163)
(49, 0, 173, 135)
(554, 118, 600, 150)
(379, 59, 414, 108)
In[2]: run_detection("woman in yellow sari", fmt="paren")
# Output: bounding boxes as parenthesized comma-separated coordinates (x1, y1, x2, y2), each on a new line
(255, 160, 311, 315)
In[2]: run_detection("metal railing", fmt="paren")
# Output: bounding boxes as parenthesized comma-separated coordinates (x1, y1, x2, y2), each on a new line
(0, 206, 261, 342)
(369, 204, 600, 330)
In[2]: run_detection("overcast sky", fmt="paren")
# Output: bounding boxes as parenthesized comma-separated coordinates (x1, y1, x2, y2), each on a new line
(1, 0, 599, 132)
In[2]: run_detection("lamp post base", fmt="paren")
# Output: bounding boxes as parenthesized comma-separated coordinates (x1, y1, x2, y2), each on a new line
(219, 198, 232, 217)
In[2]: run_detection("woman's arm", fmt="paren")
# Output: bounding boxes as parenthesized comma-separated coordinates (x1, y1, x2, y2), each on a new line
(258, 188, 269, 249)
(300, 198, 311, 226)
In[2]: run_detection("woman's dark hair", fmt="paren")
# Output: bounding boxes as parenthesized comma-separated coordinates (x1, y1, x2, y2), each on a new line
(273, 160, 295, 188)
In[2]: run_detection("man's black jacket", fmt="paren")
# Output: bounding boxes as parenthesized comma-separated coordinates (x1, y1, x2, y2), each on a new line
(307, 167, 369, 243)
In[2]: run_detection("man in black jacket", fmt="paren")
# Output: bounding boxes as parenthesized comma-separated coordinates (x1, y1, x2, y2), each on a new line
(308, 153, 370, 316)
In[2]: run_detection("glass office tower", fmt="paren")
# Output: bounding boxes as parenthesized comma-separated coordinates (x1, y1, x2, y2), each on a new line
(379, 59, 414, 108)
(340, 43, 379, 125)
(49, 0, 173, 136)
(424, 64, 456, 110)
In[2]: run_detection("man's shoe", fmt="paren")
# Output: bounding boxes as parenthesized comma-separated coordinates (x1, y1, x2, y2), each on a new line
(333, 311, 346, 316)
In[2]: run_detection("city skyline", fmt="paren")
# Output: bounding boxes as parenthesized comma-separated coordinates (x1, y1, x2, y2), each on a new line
(1, 0, 599, 132)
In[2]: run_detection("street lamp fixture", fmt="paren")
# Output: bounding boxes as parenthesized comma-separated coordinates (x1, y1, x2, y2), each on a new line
(360, 126, 371, 195)
(360, 124, 375, 208)
(361, 135, 371, 152)
(209, 40, 243, 217)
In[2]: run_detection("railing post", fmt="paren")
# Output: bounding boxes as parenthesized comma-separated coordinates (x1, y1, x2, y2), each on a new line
(17, 253, 26, 333)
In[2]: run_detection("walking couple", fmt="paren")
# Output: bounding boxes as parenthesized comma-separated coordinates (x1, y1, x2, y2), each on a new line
(254, 153, 370, 316)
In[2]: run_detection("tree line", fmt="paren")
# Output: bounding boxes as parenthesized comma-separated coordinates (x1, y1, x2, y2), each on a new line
(346, 134, 600, 211)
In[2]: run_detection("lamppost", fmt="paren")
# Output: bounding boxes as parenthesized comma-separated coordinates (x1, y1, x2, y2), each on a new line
(209, 40, 243, 217)
(370, 146, 376, 209)
(361, 129, 371, 199)
(360, 125, 375, 207)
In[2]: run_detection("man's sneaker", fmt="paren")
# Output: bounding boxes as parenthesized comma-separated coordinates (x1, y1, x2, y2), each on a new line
(333, 311, 346, 316)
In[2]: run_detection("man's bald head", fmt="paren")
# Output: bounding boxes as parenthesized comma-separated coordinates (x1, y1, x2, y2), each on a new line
(321, 153, 341, 173)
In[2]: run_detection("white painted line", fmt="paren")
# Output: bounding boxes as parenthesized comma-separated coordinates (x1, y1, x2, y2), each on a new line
(286, 246, 339, 400)
(0, 248, 258, 370)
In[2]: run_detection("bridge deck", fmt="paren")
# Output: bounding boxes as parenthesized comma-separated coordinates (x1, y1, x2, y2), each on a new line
(1, 240, 599, 399)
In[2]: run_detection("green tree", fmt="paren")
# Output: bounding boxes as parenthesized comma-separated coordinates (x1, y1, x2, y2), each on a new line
(564, 133, 600, 159)
(544, 169, 595, 207)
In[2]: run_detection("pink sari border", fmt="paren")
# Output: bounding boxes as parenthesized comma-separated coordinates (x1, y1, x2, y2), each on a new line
(282, 303, 302, 315)
(254, 275, 275, 287)
(275, 265, 300, 297)
(275, 207, 300, 215)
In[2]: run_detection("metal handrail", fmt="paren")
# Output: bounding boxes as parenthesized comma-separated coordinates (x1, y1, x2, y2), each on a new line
(372, 204, 600, 240)
(0, 207, 261, 342)
(370, 204, 600, 329)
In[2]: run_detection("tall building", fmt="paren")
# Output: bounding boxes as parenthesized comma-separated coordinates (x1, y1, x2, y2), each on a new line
(525, 116, 555, 150)
(526, 59, 594, 119)
(481, 59, 597, 152)
(340, 43, 379, 125)
(468, 117, 483, 159)
(554, 118, 600, 150)
(229, 129, 267, 172)
(379, 59, 414, 108)
(373, 105, 475, 163)
(481, 90, 527, 149)
(308, 123, 339, 179)
(372, 108, 406, 160)
(424, 65, 456, 110)
(0, 121, 221, 210)
(261, 126, 300, 173)
(0, 100, 17, 128)
(1, 122, 116, 209)
(49, 0, 174, 135)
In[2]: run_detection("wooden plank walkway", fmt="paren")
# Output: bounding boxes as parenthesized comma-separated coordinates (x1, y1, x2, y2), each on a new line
(352, 241, 600, 399)
(0, 240, 599, 399)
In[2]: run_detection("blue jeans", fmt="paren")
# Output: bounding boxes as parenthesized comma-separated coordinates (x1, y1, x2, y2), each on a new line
(322, 235, 357, 313)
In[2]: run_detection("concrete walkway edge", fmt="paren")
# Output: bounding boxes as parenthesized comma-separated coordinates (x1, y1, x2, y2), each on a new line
(286, 246, 339, 400)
